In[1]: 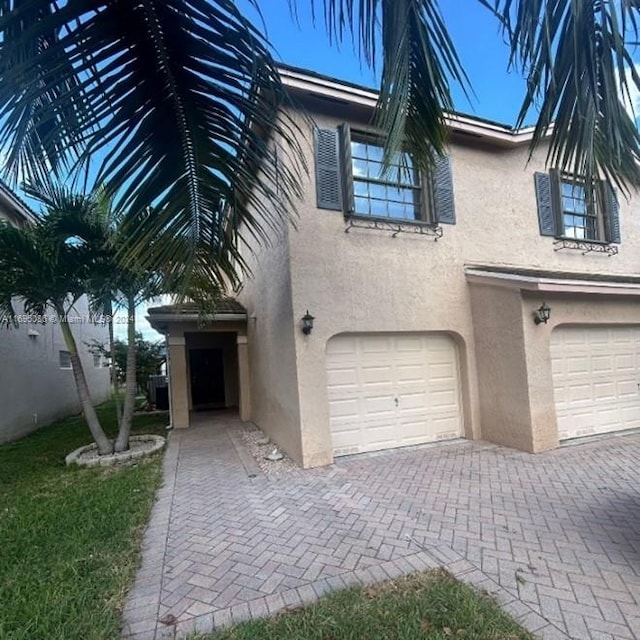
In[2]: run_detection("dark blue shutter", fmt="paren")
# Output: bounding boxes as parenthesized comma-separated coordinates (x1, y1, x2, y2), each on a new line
(314, 127, 342, 211)
(432, 155, 455, 224)
(534, 172, 557, 236)
(338, 123, 354, 215)
(603, 182, 621, 244)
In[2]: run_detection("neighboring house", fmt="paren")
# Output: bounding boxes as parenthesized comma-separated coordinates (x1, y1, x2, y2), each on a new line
(0, 181, 111, 443)
(149, 65, 640, 468)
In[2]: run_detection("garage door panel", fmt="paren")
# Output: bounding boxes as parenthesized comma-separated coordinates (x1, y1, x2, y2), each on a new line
(615, 354, 634, 370)
(567, 356, 589, 373)
(593, 382, 616, 400)
(394, 364, 425, 382)
(327, 336, 358, 354)
(361, 337, 392, 353)
(326, 366, 359, 387)
(395, 336, 424, 351)
(329, 398, 359, 417)
(397, 392, 428, 410)
(361, 365, 394, 385)
(327, 333, 463, 456)
(551, 326, 640, 441)
(431, 389, 458, 409)
(363, 394, 396, 415)
(618, 381, 637, 397)
(428, 362, 457, 379)
(592, 355, 613, 371)
(567, 384, 592, 402)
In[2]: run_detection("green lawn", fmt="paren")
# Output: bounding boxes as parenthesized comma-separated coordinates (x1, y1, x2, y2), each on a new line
(197, 570, 534, 640)
(0, 400, 168, 640)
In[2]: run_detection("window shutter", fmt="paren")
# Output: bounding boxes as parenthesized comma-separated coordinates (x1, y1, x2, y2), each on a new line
(431, 155, 456, 224)
(314, 127, 342, 211)
(338, 123, 354, 215)
(534, 171, 557, 236)
(602, 181, 621, 244)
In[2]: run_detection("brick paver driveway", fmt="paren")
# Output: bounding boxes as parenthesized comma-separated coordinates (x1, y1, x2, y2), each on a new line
(122, 414, 640, 640)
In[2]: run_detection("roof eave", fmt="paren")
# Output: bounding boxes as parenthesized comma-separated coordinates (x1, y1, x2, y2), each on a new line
(465, 267, 640, 297)
(278, 66, 548, 147)
(0, 182, 38, 224)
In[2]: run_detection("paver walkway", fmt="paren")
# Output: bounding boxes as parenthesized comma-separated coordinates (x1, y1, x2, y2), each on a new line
(122, 413, 640, 640)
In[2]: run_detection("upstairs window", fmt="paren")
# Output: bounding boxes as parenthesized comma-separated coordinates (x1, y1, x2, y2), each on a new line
(350, 136, 423, 222)
(534, 170, 620, 244)
(314, 125, 456, 226)
(560, 179, 600, 241)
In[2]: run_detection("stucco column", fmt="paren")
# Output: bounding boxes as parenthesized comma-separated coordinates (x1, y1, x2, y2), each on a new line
(237, 335, 251, 422)
(521, 296, 560, 452)
(167, 335, 189, 429)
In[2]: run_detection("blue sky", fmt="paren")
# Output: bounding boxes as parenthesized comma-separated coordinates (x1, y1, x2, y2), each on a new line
(238, 0, 530, 125)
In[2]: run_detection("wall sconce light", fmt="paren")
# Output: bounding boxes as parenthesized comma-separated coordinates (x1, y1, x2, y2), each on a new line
(301, 310, 314, 335)
(533, 302, 551, 325)
(27, 328, 40, 339)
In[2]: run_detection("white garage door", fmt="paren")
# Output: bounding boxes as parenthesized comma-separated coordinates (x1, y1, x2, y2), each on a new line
(326, 333, 463, 456)
(551, 326, 640, 440)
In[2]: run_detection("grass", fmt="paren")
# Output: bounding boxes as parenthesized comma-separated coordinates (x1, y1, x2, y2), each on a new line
(0, 399, 168, 640)
(196, 569, 535, 640)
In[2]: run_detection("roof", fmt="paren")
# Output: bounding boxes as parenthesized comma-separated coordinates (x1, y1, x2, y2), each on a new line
(0, 179, 38, 224)
(147, 298, 247, 316)
(278, 63, 515, 131)
(278, 64, 543, 147)
(468, 265, 640, 285)
(465, 265, 640, 297)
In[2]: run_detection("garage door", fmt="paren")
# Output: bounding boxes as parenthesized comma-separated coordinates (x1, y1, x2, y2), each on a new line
(551, 326, 640, 440)
(326, 333, 463, 456)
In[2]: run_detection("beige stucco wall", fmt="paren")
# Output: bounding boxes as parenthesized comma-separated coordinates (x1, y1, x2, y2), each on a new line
(468, 283, 534, 452)
(239, 96, 640, 466)
(236, 214, 304, 464)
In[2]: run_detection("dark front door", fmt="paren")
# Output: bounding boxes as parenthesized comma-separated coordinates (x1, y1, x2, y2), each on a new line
(189, 348, 225, 409)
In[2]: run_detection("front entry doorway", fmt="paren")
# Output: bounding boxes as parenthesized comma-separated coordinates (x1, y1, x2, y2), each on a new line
(189, 348, 225, 410)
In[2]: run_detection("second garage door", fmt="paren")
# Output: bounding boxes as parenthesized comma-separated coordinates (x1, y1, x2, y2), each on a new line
(326, 333, 463, 456)
(551, 326, 640, 440)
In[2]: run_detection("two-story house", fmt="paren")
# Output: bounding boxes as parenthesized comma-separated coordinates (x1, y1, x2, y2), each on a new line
(0, 180, 111, 443)
(149, 65, 640, 468)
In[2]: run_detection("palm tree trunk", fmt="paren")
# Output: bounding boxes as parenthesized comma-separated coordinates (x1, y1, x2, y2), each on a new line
(58, 308, 113, 455)
(106, 302, 122, 428)
(115, 294, 137, 452)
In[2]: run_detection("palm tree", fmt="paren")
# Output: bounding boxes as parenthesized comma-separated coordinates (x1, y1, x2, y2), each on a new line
(1, 1, 639, 290)
(26, 182, 160, 453)
(0, 215, 114, 454)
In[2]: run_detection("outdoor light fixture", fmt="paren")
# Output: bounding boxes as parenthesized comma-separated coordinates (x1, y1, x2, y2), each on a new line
(534, 302, 551, 325)
(301, 310, 315, 335)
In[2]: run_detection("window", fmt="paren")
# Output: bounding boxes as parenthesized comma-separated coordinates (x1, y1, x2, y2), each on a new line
(559, 178, 600, 241)
(534, 170, 620, 244)
(313, 125, 456, 226)
(93, 353, 105, 368)
(350, 136, 423, 222)
(59, 350, 72, 369)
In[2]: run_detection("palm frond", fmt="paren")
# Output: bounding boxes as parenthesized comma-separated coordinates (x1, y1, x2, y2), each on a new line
(0, 218, 87, 326)
(0, 0, 305, 293)
(492, 0, 640, 194)
(318, 0, 470, 171)
(0, 0, 92, 184)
